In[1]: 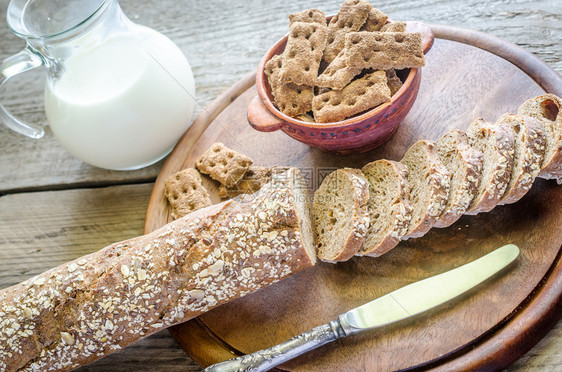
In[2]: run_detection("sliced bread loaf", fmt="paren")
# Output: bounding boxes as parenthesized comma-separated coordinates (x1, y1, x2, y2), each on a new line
(498, 114, 547, 204)
(313, 168, 370, 262)
(357, 160, 412, 257)
(400, 140, 451, 239)
(465, 118, 515, 215)
(433, 130, 483, 228)
(518, 94, 562, 183)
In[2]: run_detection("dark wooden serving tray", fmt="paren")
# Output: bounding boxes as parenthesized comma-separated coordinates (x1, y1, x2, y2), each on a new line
(144, 25, 562, 371)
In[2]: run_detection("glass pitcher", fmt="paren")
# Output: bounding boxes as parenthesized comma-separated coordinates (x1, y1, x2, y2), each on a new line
(0, 0, 196, 170)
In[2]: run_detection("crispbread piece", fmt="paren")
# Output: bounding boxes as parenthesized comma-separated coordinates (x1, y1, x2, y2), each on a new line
(288, 8, 326, 24)
(359, 7, 388, 31)
(401, 140, 451, 238)
(358, 160, 412, 257)
(498, 114, 546, 204)
(323, 0, 372, 64)
(345, 31, 425, 70)
(433, 130, 483, 228)
(265, 55, 313, 117)
(385, 69, 403, 96)
(164, 168, 212, 219)
(518, 94, 562, 183)
(278, 10, 327, 86)
(316, 50, 362, 90)
(218, 166, 290, 199)
(313, 168, 370, 262)
(381, 21, 407, 33)
(312, 70, 391, 123)
(195, 143, 253, 188)
(465, 118, 515, 215)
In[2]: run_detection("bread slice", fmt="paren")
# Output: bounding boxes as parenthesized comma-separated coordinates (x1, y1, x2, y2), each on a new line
(0, 168, 315, 371)
(400, 140, 451, 239)
(498, 114, 547, 204)
(433, 130, 483, 228)
(465, 118, 515, 215)
(357, 160, 412, 257)
(313, 168, 370, 262)
(518, 94, 562, 183)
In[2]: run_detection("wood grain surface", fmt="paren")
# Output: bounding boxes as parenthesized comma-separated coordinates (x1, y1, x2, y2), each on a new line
(0, 0, 561, 371)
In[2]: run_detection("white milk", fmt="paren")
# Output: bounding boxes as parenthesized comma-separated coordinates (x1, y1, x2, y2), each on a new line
(45, 27, 196, 170)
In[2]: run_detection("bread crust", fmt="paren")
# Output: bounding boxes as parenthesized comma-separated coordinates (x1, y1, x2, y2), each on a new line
(401, 140, 451, 239)
(313, 168, 370, 262)
(358, 160, 411, 257)
(518, 94, 562, 183)
(433, 130, 483, 228)
(465, 118, 515, 215)
(0, 169, 315, 372)
(499, 114, 547, 204)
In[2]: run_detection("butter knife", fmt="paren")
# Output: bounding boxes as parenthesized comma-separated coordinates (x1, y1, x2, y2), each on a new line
(203, 244, 520, 372)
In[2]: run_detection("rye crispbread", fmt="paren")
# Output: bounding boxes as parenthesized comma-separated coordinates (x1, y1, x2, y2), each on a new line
(345, 31, 425, 70)
(164, 168, 212, 219)
(195, 142, 253, 188)
(265, 55, 313, 117)
(312, 70, 391, 123)
(323, 0, 372, 64)
(278, 9, 327, 86)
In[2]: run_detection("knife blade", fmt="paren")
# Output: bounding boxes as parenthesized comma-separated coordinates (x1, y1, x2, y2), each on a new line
(203, 244, 520, 372)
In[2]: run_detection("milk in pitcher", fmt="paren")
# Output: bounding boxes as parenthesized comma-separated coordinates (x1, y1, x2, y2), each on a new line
(44, 26, 196, 170)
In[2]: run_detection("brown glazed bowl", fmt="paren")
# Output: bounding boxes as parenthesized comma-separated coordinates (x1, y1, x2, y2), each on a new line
(248, 21, 434, 154)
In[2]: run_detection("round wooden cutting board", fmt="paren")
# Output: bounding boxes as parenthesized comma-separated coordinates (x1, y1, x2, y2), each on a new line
(144, 25, 562, 371)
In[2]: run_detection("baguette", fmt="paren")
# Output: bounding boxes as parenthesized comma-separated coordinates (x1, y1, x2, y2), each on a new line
(0, 168, 315, 372)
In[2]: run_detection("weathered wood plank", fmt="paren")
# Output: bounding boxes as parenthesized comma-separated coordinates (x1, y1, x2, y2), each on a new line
(0, 0, 560, 192)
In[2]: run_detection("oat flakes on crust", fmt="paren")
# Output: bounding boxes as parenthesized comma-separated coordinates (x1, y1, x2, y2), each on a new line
(312, 70, 391, 123)
(164, 168, 212, 219)
(195, 143, 253, 188)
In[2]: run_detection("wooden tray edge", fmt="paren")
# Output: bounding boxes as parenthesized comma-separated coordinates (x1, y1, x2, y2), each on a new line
(429, 23, 562, 97)
(143, 71, 256, 233)
(143, 25, 562, 371)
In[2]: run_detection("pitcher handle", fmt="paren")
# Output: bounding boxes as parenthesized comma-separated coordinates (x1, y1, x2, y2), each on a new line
(0, 46, 45, 139)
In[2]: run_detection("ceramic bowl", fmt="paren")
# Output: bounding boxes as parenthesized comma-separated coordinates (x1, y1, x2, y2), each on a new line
(247, 21, 434, 154)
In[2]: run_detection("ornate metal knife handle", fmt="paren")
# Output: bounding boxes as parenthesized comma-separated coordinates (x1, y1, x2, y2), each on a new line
(203, 320, 346, 372)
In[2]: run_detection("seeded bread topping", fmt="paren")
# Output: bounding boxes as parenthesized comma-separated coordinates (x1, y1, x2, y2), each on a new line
(0, 168, 315, 372)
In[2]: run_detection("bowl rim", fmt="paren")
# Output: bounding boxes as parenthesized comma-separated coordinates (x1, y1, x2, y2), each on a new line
(256, 20, 420, 130)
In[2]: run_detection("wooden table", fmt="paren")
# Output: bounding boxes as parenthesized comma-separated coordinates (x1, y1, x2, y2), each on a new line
(0, 0, 560, 370)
